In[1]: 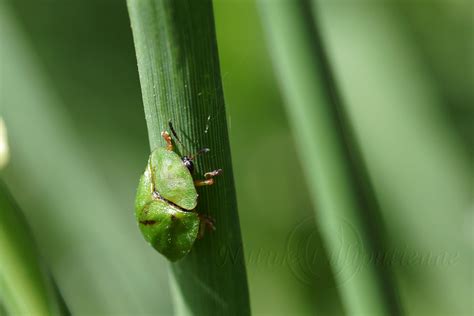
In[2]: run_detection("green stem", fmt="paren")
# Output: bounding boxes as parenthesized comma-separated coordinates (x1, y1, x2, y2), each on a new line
(127, 1, 250, 315)
(258, 1, 401, 315)
(0, 181, 66, 316)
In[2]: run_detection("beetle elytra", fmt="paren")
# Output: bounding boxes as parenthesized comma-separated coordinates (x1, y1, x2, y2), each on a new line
(135, 121, 221, 261)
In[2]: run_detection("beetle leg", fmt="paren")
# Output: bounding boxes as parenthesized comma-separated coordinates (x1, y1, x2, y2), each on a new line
(194, 169, 222, 186)
(204, 169, 222, 179)
(161, 131, 173, 151)
(198, 213, 215, 239)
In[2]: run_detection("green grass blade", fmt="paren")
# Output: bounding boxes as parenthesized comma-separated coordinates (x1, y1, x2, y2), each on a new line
(0, 181, 65, 316)
(126, 0, 250, 314)
(258, 1, 401, 315)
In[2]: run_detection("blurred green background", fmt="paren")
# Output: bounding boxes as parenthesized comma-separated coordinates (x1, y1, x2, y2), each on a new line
(1, 0, 472, 315)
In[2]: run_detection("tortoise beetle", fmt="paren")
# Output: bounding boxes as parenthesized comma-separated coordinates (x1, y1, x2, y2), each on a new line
(135, 121, 221, 261)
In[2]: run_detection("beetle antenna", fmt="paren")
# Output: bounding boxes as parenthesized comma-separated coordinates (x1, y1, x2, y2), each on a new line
(168, 120, 182, 143)
(168, 120, 190, 154)
(190, 148, 210, 160)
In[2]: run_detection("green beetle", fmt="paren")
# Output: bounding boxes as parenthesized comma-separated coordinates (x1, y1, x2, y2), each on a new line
(135, 121, 221, 261)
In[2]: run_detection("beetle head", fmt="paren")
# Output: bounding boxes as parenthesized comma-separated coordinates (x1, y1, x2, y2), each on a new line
(182, 156, 194, 173)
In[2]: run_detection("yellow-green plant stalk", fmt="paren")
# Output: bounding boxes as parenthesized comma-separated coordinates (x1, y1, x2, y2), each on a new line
(0, 118, 9, 170)
(0, 182, 65, 315)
